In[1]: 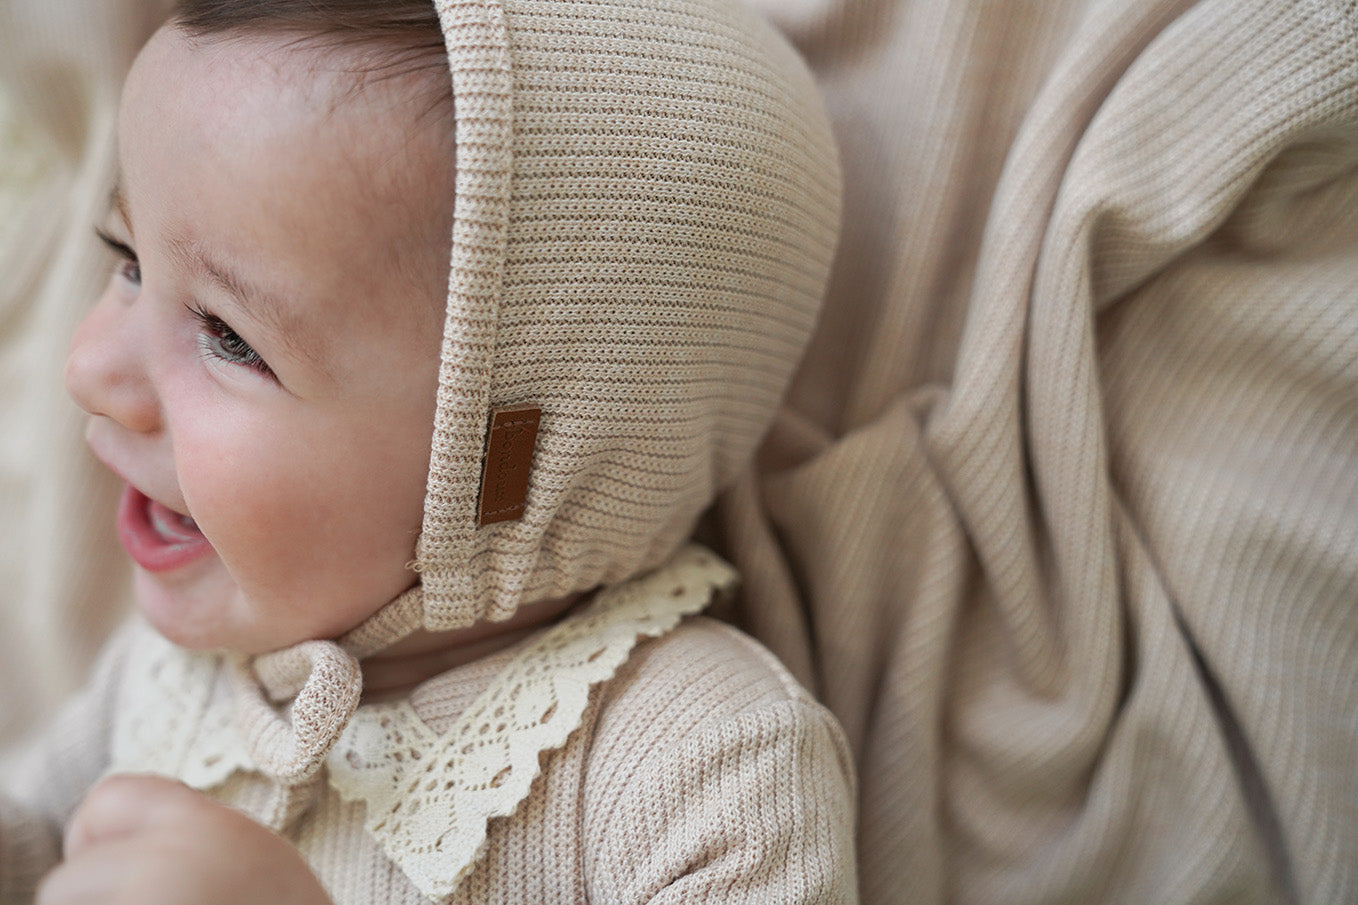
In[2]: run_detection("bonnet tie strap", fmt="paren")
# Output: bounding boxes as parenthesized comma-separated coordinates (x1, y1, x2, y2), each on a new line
(227, 640, 360, 829)
(226, 586, 428, 829)
(229, 640, 361, 782)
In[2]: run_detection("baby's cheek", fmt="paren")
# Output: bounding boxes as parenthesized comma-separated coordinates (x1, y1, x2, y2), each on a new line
(173, 396, 426, 641)
(307, 441, 428, 585)
(237, 446, 413, 628)
(177, 432, 319, 590)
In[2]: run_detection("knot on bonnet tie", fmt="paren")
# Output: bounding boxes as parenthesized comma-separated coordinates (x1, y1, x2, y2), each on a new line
(226, 585, 427, 829)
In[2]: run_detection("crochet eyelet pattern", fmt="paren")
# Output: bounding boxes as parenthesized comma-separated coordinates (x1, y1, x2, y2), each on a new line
(110, 545, 736, 901)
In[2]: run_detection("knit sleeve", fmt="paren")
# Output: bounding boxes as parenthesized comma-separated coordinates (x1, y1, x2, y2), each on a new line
(588, 698, 857, 904)
(583, 622, 858, 905)
(0, 622, 132, 904)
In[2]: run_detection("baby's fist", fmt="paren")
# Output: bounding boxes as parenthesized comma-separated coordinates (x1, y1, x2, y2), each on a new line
(38, 774, 331, 905)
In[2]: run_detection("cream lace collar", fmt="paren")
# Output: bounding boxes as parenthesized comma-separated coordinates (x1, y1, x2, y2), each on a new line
(109, 545, 736, 901)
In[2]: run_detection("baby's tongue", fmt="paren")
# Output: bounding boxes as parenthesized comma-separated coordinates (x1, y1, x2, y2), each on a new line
(147, 498, 203, 544)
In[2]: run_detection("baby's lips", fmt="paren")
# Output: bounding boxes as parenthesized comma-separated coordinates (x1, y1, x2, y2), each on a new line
(116, 484, 214, 572)
(147, 497, 203, 542)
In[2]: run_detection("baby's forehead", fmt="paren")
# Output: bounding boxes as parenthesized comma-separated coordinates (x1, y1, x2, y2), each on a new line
(136, 29, 452, 224)
(143, 27, 450, 146)
(119, 27, 455, 369)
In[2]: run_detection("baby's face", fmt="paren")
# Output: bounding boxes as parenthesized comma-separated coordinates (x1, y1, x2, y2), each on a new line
(66, 26, 454, 653)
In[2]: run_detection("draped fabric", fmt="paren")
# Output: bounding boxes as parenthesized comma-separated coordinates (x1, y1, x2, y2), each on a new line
(715, 1, 1358, 902)
(3, 1, 1356, 903)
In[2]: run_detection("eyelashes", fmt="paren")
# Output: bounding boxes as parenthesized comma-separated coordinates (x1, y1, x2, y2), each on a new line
(185, 303, 274, 377)
(94, 226, 274, 379)
(95, 228, 141, 286)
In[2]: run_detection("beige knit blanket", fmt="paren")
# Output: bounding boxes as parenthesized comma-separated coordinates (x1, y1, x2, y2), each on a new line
(2, 1, 1355, 903)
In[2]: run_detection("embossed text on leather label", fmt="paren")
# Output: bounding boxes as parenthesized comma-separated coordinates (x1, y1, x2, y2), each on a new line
(477, 406, 541, 526)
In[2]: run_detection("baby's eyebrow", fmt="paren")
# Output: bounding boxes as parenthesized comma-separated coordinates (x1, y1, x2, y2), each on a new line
(181, 239, 333, 378)
(110, 184, 331, 377)
(113, 187, 133, 236)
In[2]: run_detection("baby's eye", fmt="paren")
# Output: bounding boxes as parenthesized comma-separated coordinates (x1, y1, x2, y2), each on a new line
(187, 304, 275, 378)
(95, 228, 141, 288)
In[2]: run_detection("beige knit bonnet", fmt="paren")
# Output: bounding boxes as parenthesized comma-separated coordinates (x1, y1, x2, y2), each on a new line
(234, 0, 840, 804)
(398, 0, 841, 634)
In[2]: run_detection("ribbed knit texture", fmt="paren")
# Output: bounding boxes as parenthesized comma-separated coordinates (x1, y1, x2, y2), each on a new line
(720, 0, 1358, 903)
(4, 0, 1358, 903)
(1, 1, 852, 900)
(171, 0, 843, 831)
(0, 616, 858, 904)
(413, 0, 840, 630)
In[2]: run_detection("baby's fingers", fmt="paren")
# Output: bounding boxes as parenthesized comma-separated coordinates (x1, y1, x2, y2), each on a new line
(37, 837, 190, 905)
(53, 773, 332, 905)
(63, 773, 206, 859)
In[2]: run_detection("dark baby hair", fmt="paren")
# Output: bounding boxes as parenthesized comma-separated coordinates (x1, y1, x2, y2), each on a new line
(167, 0, 456, 312)
(173, 0, 452, 97)
(175, 0, 443, 51)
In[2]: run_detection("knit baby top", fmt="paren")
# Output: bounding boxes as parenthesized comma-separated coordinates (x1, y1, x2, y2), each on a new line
(0, 548, 858, 903)
(1, 0, 850, 900)
(187, 0, 845, 872)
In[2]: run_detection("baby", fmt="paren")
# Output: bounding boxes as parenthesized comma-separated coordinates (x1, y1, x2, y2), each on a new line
(0, 1, 853, 903)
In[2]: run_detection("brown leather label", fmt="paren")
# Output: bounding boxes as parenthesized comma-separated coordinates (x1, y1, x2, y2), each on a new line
(477, 405, 541, 526)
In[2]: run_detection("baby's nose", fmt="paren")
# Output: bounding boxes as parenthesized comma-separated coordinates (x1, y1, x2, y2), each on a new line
(65, 293, 161, 434)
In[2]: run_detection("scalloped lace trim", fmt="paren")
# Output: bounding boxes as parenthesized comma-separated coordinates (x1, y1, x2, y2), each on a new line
(107, 545, 735, 902)
(109, 629, 254, 789)
(326, 544, 735, 900)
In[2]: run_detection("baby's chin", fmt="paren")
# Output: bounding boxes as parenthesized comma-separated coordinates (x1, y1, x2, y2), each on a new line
(133, 565, 402, 655)
(132, 564, 266, 653)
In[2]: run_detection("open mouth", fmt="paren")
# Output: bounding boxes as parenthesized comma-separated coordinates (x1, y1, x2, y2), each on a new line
(116, 484, 214, 572)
